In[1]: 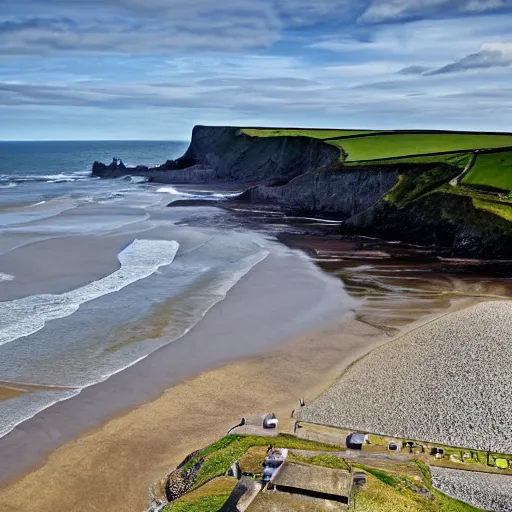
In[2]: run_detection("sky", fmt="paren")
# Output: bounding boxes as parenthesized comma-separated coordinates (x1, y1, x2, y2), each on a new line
(1, 0, 512, 140)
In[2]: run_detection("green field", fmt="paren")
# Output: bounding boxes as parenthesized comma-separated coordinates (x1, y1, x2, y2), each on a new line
(327, 133, 512, 161)
(345, 151, 472, 170)
(241, 127, 512, 223)
(242, 128, 374, 139)
(463, 150, 512, 191)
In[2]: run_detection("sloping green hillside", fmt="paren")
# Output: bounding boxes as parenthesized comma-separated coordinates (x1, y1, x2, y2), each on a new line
(345, 151, 471, 169)
(240, 126, 512, 241)
(463, 150, 512, 192)
(242, 128, 373, 138)
(328, 133, 512, 161)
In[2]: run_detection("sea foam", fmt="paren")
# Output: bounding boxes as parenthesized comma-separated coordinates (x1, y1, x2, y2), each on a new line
(0, 239, 179, 347)
(157, 186, 241, 200)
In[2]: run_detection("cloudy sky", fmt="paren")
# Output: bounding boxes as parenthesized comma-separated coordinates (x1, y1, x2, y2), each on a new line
(1, 0, 512, 140)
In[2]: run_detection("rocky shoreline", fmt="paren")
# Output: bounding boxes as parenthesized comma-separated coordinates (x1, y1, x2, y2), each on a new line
(92, 125, 512, 259)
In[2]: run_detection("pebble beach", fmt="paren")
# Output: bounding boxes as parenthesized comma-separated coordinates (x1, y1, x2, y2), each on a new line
(431, 466, 512, 512)
(298, 301, 512, 452)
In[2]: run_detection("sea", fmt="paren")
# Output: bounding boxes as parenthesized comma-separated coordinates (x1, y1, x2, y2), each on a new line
(0, 141, 349, 440)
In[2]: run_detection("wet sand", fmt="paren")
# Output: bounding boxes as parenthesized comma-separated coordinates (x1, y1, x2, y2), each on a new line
(0, 314, 382, 512)
(1, 219, 510, 511)
(0, 387, 23, 402)
(0, 248, 353, 501)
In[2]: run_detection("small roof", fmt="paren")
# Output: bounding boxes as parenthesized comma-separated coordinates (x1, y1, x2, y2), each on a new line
(348, 433, 365, 444)
(271, 461, 352, 498)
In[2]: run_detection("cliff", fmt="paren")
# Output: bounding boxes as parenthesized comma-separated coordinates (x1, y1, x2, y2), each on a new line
(92, 126, 340, 184)
(92, 125, 512, 259)
(238, 167, 398, 218)
(345, 192, 512, 260)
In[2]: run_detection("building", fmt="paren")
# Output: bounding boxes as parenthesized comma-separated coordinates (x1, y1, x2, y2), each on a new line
(346, 433, 365, 450)
(268, 461, 353, 506)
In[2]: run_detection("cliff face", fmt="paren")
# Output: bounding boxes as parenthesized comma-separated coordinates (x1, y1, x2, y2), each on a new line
(92, 126, 340, 184)
(345, 192, 512, 259)
(181, 126, 340, 183)
(91, 125, 512, 259)
(238, 168, 398, 218)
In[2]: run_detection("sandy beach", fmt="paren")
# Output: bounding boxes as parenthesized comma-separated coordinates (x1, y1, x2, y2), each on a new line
(1, 192, 511, 512)
(0, 233, 359, 511)
(1, 218, 510, 512)
(0, 315, 384, 512)
(0, 271, 489, 512)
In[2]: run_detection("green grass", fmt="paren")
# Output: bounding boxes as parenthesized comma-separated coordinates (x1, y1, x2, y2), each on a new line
(462, 150, 512, 192)
(162, 477, 235, 511)
(181, 434, 340, 490)
(472, 198, 512, 222)
(353, 461, 485, 512)
(238, 446, 267, 475)
(242, 128, 374, 139)
(162, 495, 228, 511)
(345, 151, 472, 169)
(355, 464, 400, 487)
(385, 164, 462, 208)
(327, 133, 512, 161)
(437, 183, 512, 222)
(288, 453, 350, 471)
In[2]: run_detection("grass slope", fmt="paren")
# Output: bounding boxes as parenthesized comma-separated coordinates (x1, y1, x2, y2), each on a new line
(463, 150, 512, 192)
(328, 133, 512, 161)
(162, 477, 235, 512)
(438, 183, 512, 222)
(180, 434, 339, 490)
(354, 462, 484, 512)
(242, 128, 374, 139)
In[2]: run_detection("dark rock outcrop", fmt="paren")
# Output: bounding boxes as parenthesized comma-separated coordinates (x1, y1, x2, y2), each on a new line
(92, 158, 127, 178)
(92, 126, 340, 185)
(90, 125, 512, 259)
(165, 458, 204, 502)
(344, 192, 512, 259)
(238, 167, 398, 218)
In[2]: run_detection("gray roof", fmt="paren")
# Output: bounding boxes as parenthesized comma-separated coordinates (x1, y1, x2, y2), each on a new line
(271, 461, 352, 498)
(348, 433, 365, 444)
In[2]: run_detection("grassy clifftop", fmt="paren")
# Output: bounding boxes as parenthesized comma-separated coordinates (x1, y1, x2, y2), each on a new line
(243, 126, 512, 198)
(240, 127, 512, 256)
(463, 150, 512, 191)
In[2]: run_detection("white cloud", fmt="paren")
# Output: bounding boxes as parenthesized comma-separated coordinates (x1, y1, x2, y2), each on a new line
(428, 40, 512, 74)
(361, 0, 506, 22)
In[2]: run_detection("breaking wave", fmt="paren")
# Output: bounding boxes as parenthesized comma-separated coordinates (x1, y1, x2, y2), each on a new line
(0, 239, 180, 347)
(122, 175, 150, 184)
(0, 170, 94, 186)
(157, 186, 241, 200)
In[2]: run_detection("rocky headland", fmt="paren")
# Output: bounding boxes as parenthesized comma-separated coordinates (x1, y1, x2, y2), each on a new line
(92, 125, 512, 259)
